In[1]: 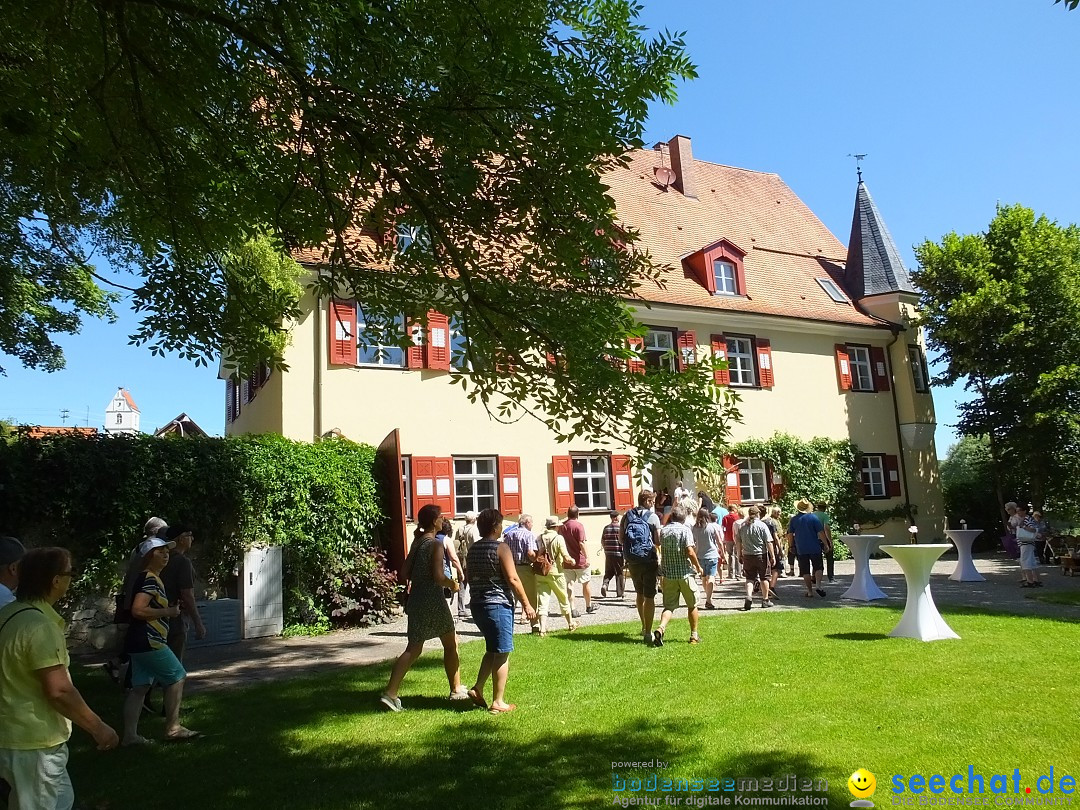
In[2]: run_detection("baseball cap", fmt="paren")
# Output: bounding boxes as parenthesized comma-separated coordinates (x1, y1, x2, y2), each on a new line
(0, 536, 25, 567)
(138, 537, 176, 557)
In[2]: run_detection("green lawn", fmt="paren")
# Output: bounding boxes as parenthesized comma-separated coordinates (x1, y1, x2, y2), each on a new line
(67, 607, 1079, 809)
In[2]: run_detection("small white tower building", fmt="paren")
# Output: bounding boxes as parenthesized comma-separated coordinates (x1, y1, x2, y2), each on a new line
(104, 387, 141, 434)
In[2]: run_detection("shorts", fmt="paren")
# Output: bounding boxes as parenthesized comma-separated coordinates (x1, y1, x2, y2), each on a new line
(661, 576, 698, 612)
(742, 555, 769, 583)
(797, 553, 824, 578)
(471, 602, 514, 654)
(563, 567, 591, 585)
(0, 744, 74, 810)
(626, 558, 659, 599)
(128, 646, 187, 688)
(700, 558, 718, 577)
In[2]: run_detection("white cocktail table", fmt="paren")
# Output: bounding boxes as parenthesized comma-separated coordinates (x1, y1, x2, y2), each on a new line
(840, 535, 887, 601)
(945, 529, 985, 582)
(880, 544, 959, 641)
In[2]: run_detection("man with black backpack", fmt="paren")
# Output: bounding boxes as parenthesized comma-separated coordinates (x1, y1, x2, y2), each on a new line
(620, 490, 662, 646)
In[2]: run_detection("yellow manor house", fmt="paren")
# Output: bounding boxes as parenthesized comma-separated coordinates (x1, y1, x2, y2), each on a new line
(226, 135, 944, 564)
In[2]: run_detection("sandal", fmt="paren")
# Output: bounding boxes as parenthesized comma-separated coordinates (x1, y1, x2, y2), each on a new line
(121, 735, 152, 747)
(488, 703, 517, 715)
(467, 688, 488, 709)
(164, 727, 202, 742)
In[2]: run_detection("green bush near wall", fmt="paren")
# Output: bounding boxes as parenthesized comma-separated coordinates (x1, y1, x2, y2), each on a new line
(0, 433, 395, 628)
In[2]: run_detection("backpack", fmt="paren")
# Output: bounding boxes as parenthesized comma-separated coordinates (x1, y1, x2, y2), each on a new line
(624, 508, 655, 560)
(531, 538, 553, 576)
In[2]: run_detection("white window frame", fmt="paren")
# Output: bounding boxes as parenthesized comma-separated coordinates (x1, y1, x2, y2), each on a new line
(395, 223, 429, 253)
(726, 336, 757, 387)
(356, 305, 406, 367)
(572, 455, 611, 511)
(908, 345, 929, 393)
(401, 457, 413, 519)
(737, 457, 769, 503)
(453, 456, 498, 515)
(713, 259, 738, 295)
(643, 327, 676, 371)
(848, 345, 874, 392)
(861, 455, 886, 499)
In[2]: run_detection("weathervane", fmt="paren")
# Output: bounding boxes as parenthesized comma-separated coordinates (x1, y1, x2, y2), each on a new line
(848, 153, 868, 182)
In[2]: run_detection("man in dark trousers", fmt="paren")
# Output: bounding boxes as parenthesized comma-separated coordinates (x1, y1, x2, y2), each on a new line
(160, 526, 207, 664)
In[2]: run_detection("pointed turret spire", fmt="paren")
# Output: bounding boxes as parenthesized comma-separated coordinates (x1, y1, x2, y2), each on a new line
(846, 175, 916, 299)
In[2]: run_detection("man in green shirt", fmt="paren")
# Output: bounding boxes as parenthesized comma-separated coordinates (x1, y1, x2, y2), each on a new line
(0, 547, 119, 809)
(814, 503, 834, 582)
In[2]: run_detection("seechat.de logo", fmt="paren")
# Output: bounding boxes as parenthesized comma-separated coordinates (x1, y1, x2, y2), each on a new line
(849, 768, 878, 808)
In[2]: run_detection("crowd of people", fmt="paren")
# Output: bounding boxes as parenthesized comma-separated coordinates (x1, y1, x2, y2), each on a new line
(0, 518, 205, 809)
(381, 488, 838, 713)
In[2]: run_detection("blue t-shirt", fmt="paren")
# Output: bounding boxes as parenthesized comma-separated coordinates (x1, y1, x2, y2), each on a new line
(789, 512, 825, 555)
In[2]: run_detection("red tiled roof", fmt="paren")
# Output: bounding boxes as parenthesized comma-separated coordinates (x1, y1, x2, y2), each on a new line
(20, 426, 98, 439)
(605, 149, 880, 327)
(119, 388, 140, 412)
(294, 142, 883, 329)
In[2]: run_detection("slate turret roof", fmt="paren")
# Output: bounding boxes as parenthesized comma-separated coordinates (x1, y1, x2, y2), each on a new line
(845, 177, 917, 299)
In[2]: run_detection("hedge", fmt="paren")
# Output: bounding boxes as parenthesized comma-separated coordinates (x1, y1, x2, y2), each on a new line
(0, 432, 397, 629)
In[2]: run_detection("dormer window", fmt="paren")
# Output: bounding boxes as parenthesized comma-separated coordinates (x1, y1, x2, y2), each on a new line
(713, 260, 738, 295)
(683, 238, 747, 297)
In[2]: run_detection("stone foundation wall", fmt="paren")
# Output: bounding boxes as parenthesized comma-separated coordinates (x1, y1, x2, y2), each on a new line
(66, 595, 121, 655)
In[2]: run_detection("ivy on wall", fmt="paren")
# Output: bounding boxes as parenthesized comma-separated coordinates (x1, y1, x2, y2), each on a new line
(0, 433, 394, 628)
(703, 433, 912, 542)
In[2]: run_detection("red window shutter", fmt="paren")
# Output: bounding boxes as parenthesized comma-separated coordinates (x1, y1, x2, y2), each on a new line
(676, 330, 697, 371)
(723, 455, 742, 505)
(871, 346, 891, 392)
(552, 455, 574, 514)
(611, 455, 634, 511)
(711, 334, 730, 386)
(498, 456, 523, 515)
(432, 457, 455, 514)
(405, 319, 424, 369)
(767, 463, 784, 501)
(411, 456, 436, 510)
(328, 299, 357, 366)
(627, 337, 645, 374)
(424, 311, 451, 370)
(756, 338, 774, 388)
(733, 258, 747, 295)
(885, 454, 902, 497)
(835, 344, 852, 391)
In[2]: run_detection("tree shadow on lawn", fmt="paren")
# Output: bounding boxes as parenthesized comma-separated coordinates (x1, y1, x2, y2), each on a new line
(70, 703, 846, 810)
(825, 632, 891, 641)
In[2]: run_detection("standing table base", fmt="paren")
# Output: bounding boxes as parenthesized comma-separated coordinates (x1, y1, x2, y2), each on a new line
(880, 544, 959, 641)
(945, 529, 985, 582)
(841, 535, 887, 601)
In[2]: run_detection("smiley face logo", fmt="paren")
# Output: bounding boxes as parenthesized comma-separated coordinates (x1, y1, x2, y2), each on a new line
(848, 769, 877, 804)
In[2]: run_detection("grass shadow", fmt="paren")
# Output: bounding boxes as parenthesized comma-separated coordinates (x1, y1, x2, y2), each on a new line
(825, 632, 891, 641)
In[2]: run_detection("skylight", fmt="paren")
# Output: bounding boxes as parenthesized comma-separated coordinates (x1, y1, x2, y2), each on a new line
(816, 277, 849, 303)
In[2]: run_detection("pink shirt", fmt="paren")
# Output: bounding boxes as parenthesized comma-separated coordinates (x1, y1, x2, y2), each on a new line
(559, 520, 588, 568)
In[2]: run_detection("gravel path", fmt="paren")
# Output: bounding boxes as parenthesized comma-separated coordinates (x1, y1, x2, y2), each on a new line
(161, 551, 1078, 692)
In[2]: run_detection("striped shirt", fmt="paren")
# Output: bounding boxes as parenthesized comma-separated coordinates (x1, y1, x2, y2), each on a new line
(601, 523, 622, 556)
(466, 538, 513, 608)
(125, 571, 170, 653)
(659, 523, 696, 580)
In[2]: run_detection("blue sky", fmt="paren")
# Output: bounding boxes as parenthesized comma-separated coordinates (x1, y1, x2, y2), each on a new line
(3, 0, 1078, 454)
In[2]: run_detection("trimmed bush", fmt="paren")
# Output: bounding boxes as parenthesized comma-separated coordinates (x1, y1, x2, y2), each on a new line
(0, 432, 395, 628)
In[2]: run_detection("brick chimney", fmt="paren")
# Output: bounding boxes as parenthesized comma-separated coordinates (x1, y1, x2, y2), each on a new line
(667, 135, 697, 199)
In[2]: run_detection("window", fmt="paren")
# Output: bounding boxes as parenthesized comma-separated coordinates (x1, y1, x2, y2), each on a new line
(848, 345, 874, 391)
(116, 413, 122, 425)
(713, 260, 738, 295)
(816, 277, 850, 303)
(909, 345, 929, 393)
(726, 336, 756, 387)
(401, 457, 413, 519)
(395, 223, 429, 253)
(356, 305, 406, 366)
(572, 455, 610, 510)
(449, 315, 471, 371)
(643, 327, 676, 371)
(861, 455, 886, 498)
(454, 457, 497, 515)
(737, 457, 769, 502)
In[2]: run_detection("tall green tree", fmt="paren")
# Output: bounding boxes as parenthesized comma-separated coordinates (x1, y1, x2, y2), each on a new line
(0, 0, 738, 470)
(914, 205, 1080, 518)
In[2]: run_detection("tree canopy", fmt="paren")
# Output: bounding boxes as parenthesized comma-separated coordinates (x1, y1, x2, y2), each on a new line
(913, 204, 1080, 518)
(0, 0, 745, 470)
